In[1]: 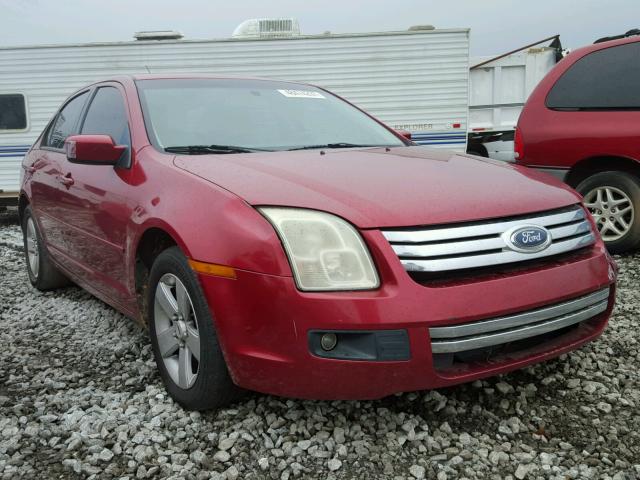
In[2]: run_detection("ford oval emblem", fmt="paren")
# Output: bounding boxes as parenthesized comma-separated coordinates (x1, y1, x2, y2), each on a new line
(505, 225, 552, 253)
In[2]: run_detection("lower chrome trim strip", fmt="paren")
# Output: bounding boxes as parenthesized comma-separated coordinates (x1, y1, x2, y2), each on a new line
(429, 288, 609, 339)
(430, 290, 609, 354)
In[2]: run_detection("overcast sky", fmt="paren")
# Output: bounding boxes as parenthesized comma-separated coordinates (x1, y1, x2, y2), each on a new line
(0, 0, 637, 55)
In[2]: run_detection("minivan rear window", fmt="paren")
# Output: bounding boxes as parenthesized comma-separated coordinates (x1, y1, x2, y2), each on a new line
(0, 94, 27, 130)
(546, 42, 640, 110)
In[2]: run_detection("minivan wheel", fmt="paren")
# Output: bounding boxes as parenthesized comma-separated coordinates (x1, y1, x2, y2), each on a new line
(22, 205, 70, 290)
(148, 246, 243, 410)
(577, 171, 640, 253)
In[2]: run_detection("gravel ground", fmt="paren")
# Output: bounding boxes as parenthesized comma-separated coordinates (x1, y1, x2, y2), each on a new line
(0, 209, 638, 480)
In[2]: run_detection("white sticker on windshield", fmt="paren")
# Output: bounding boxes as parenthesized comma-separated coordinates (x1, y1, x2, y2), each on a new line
(278, 89, 325, 99)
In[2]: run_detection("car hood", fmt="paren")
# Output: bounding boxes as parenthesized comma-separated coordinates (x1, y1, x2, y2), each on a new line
(173, 146, 582, 228)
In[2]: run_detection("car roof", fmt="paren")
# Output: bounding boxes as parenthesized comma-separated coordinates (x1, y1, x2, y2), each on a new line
(567, 35, 640, 59)
(63, 74, 317, 102)
(88, 73, 314, 87)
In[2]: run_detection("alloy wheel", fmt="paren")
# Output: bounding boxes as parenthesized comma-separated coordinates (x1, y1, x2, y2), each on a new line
(153, 273, 200, 389)
(583, 186, 634, 242)
(26, 217, 40, 277)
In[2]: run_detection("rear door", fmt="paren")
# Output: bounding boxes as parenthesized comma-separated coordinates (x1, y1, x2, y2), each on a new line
(29, 90, 90, 259)
(53, 84, 135, 300)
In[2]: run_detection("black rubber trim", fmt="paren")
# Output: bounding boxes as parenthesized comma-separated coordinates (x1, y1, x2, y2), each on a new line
(308, 329, 410, 361)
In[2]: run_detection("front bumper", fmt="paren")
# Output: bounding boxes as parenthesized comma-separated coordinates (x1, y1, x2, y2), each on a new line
(197, 232, 616, 400)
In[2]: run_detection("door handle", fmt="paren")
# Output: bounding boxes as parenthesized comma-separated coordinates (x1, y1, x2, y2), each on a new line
(58, 173, 75, 187)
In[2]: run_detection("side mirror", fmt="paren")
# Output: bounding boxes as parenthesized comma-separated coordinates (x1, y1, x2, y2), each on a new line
(395, 129, 412, 140)
(65, 135, 127, 165)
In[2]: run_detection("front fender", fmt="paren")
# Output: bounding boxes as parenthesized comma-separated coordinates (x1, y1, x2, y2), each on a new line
(126, 159, 292, 282)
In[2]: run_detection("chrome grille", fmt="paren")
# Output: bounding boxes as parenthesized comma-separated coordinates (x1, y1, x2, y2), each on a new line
(429, 288, 609, 354)
(381, 205, 596, 273)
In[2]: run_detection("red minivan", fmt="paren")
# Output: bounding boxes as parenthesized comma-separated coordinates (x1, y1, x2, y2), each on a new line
(19, 75, 616, 410)
(515, 36, 640, 253)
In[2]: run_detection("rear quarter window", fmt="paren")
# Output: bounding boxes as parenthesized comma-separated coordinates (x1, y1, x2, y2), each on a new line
(0, 94, 27, 131)
(42, 91, 89, 149)
(546, 42, 640, 110)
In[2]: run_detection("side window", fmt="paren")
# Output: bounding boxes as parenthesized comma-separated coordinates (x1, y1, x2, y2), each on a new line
(546, 42, 640, 109)
(0, 94, 27, 131)
(81, 87, 130, 147)
(44, 92, 89, 149)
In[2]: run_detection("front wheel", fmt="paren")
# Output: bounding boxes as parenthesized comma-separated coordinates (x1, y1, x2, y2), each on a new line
(147, 246, 243, 410)
(577, 171, 640, 254)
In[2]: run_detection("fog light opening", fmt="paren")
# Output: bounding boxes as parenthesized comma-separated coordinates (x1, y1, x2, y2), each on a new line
(320, 333, 338, 351)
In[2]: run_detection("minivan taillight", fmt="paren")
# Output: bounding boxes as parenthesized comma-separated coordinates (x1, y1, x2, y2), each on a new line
(514, 127, 524, 162)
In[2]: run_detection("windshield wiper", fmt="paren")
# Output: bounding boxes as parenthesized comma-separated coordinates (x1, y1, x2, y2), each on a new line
(164, 144, 272, 154)
(286, 143, 383, 151)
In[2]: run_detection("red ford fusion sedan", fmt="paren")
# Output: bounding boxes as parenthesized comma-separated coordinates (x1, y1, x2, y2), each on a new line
(19, 75, 616, 410)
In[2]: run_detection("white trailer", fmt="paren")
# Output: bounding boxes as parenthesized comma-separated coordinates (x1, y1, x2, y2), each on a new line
(0, 21, 470, 204)
(466, 36, 561, 161)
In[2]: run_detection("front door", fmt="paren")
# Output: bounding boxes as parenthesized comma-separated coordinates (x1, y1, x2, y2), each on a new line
(54, 84, 135, 302)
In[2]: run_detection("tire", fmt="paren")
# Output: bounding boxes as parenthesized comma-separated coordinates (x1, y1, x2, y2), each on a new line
(22, 205, 70, 290)
(576, 171, 640, 254)
(466, 144, 488, 158)
(147, 246, 243, 410)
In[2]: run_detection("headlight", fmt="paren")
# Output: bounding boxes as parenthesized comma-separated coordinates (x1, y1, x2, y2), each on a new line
(259, 207, 380, 291)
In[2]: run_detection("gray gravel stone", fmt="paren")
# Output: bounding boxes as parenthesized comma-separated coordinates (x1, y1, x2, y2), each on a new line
(98, 448, 114, 462)
(213, 450, 230, 462)
(218, 437, 235, 451)
(327, 458, 342, 471)
(409, 464, 426, 479)
(258, 457, 269, 470)
(514, 464, 529, 479)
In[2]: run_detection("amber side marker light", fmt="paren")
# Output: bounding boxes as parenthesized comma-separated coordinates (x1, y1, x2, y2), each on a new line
(188, 259, 237, 279)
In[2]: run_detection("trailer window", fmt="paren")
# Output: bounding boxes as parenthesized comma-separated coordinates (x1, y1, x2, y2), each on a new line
(0, 94, 27, 131)
(546, 42, 640, 110)
(44, 91, 89, 149)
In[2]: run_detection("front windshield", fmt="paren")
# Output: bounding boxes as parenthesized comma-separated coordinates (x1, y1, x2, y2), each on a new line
(136, 78, 405, 152)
